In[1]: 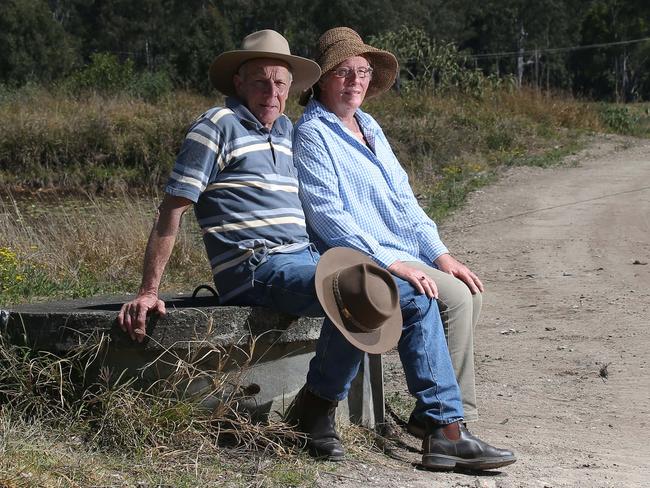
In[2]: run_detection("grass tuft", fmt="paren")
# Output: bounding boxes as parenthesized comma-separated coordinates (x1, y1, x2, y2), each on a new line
(0, 325, 313, 486)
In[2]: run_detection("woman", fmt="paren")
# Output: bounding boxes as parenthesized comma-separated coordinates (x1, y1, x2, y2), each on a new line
(294, 27, 484, 429)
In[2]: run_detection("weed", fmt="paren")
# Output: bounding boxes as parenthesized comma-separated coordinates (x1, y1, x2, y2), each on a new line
(0, 324, 311, 486)
(599, 104, 639, 133)
(385, 391, 416, 423)
(597, 103, 650, 137)
(61, 53, 173, 102)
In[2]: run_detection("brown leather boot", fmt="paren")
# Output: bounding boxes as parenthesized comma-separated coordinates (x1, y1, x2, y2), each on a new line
(422, 421, 516, 471)
(287, 386, 345, 461)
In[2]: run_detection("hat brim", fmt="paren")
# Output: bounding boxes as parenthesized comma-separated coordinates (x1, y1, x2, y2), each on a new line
(315, 248, 402, 354)
(209, 51, 321, 97)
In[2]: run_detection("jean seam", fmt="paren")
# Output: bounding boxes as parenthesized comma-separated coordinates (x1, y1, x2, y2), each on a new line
(411, 296, 462, 424)
(411, 297, 444, 422)
(252, 279, 316, 301)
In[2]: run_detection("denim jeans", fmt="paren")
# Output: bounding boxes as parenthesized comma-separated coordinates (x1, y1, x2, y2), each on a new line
(224, 246, 324, 317)
(223, 247, 464, 425)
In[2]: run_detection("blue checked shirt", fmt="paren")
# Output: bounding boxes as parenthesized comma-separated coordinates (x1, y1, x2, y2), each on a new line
(293, 100, 449, 268)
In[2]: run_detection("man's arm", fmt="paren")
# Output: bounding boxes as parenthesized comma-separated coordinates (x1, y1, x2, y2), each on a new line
(117, 194, 192, 342)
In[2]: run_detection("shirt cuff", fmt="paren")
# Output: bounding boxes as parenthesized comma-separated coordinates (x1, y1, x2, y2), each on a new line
(422, 241, 449, 264)
(370, 247, 401, 269)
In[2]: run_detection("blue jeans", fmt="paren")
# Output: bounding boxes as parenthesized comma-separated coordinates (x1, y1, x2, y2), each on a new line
(223, 247, 464, 425)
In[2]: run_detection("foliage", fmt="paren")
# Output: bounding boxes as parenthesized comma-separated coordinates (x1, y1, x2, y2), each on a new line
(572, 0, 650, 101)
(63, 53, 173, 102)
(369, 26, 489, 97)
(0, 0, 78, 86)
(598, 104, 642, 133)
(1, 0, 649, 99)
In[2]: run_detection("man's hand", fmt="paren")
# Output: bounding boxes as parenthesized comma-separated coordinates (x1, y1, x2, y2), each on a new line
(434, 253, 484, 294)
(117, 293, 166, 343)
(388, 261, 438, 299)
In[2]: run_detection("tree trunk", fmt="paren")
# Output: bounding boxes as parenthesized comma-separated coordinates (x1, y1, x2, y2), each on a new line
(517, 22, 526, 89)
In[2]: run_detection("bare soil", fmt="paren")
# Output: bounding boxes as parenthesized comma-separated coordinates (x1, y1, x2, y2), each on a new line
(319, 135, 650, 487)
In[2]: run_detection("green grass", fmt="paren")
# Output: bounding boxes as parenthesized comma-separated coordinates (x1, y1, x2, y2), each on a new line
(596, 102, 650, 137)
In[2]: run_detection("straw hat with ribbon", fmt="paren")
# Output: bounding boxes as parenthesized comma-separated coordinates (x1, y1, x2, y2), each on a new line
(209, 29, 321, 97)
(300, 27, 398, 105)
(315, 247, 402, 354)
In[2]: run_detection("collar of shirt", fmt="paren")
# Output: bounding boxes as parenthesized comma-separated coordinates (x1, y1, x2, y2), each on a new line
(225, 96, 288, 137)
(301, 99, 378, 138)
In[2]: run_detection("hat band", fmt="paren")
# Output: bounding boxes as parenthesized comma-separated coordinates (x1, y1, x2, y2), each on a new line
(332, 271, 377, 333)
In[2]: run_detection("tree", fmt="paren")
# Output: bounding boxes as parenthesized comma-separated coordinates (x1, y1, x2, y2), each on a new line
(0, 0, 78, 85)
(572, 0, 650, 101)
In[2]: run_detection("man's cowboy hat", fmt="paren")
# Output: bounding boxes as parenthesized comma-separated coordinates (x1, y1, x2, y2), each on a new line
(299, 27, 398, 105)
(209, 29, 321, 97)
(315, 247, 402, 354)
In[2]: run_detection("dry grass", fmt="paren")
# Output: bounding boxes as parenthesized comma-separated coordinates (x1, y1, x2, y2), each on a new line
(0, 86, 615, 303)
(0, 84, 620, 197)
(0, 192, 211, 305)
(0, 87, 218, 191)
(0, 323, 321, 487)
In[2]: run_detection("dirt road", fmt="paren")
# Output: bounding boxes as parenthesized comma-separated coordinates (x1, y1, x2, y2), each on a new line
(326, 135, 650, 487)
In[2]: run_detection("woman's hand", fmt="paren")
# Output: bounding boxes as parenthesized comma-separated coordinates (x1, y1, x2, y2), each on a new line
(434, 253, 484, 294)
(388, 261, 438, 298)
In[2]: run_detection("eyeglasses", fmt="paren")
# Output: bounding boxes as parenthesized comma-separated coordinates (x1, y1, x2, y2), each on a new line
(331, 66, 373, 79)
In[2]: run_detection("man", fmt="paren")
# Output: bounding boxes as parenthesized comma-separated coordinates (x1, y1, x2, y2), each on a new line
(118, 29, 321, 335)
(118, 30, 515, 471)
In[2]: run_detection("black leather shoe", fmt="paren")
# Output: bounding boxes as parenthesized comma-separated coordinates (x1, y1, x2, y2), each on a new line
(422, 422, 516, 471)
(286, 386, 345, 461)
(407, 412, 426, 439)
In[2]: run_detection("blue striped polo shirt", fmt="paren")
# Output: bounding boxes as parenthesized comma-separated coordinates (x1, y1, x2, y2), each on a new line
(165, 97, 310, 301)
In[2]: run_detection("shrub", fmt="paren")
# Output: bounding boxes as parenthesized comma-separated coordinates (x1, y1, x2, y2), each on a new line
(369, 26, 488, 97)
(62, 53, 172, 102)
(598, 104, 640, 133)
